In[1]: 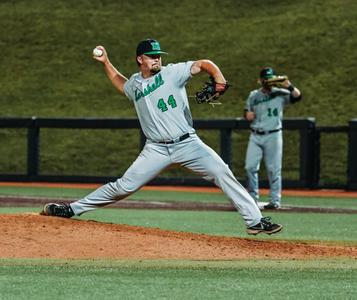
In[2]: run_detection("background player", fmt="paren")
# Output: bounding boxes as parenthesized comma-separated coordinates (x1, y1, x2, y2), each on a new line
(41, 39, 282, 235)
(244, 67, 302, 209)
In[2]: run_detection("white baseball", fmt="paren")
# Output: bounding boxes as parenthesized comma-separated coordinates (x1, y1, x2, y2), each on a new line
(93, 47, 103, 57)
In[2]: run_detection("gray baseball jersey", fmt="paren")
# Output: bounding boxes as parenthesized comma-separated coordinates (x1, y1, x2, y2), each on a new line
(245, 87, 291, 131)
(70, 62, 263, 227)
(124, 62, 196, 142)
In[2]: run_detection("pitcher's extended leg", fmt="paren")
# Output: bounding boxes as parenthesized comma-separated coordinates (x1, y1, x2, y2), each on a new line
(71, 143, 171, 215)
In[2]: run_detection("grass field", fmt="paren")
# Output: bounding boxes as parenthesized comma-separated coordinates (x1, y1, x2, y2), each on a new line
(1, 185, 357, 209)
(0, 186, 357, 299)
(0, 259, 356, 300)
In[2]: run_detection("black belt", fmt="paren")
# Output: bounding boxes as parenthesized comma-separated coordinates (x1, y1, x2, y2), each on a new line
(156, 133, 190, 144)
(251, 128, 281, 135)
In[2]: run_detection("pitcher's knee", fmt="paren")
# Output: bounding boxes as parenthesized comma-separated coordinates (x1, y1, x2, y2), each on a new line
(245, 165, 258, 174)
(109, 180, 137, 198)
(267, 169, 281, 179)
(212, 163, 232, 177)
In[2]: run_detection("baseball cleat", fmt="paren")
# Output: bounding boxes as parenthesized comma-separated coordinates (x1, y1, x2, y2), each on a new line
(263, 203, 281, 210)
(40, 203, 75, 218)
(246, 217, 283, 235)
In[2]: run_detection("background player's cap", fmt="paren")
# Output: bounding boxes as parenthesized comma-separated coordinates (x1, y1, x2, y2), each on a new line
(136, 39, 168, 56)
(260, 67, 276, 79)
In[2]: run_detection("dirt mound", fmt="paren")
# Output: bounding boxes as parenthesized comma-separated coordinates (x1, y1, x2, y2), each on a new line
(0, 214, 356, 260)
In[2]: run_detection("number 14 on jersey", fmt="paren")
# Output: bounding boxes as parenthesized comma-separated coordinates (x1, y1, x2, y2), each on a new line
(267, 107, 278, 117)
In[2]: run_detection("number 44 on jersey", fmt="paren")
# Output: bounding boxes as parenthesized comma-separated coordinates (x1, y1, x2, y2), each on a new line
(157, 95, 177, 112)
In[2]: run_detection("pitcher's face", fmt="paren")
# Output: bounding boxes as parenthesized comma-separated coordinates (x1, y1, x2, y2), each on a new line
(137, 54, 162, 76)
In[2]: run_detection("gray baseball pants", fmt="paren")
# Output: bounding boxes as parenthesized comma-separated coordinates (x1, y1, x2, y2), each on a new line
(70, 134, 262, 227)
(245, 131, 282, 206)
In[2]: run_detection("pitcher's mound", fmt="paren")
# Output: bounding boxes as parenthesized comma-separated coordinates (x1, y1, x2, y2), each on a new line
(0, 214, 356, 259)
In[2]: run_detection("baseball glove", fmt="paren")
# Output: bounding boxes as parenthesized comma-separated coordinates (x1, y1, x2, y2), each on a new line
(262, 75, 289, 88)
(195, 77, 230, 106)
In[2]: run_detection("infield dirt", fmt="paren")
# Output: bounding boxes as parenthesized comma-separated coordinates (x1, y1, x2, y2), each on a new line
(1, 214, 356, 260)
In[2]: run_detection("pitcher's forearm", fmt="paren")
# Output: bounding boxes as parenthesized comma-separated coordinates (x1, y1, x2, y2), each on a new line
(103, 61, 128, 94)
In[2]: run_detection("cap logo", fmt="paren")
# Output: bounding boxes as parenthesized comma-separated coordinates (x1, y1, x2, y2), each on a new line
(151, 42, 160, 51)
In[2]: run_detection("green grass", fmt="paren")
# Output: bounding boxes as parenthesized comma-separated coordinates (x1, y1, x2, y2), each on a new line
(0, 259, 356, 300)
(0, 186, 94, 199)
(1, 186, 356, 209)
(1, 0, 357, 184)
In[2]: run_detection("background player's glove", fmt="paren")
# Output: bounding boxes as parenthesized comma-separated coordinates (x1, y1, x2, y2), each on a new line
(195, 77, 230, 105)
(262, 75, 289, 88)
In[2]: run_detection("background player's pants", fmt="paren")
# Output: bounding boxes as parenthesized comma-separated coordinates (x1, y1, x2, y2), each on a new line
(70, 134, 262, 227)
(244, 131, 283, 207)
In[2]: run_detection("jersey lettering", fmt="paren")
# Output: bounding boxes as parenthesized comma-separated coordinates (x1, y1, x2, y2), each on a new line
(252, 95, 274, 106)
(135, 73, 165, 101)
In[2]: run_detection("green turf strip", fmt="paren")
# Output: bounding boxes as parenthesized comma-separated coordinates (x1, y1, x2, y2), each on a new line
(0, 259, 356, 300)
(1, 207, 356, 244)
(0, 186, 93, 199)
(0, 186, 357, 209)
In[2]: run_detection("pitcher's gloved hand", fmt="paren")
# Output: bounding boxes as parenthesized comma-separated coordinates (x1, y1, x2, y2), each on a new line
(195, 77, 230, 104)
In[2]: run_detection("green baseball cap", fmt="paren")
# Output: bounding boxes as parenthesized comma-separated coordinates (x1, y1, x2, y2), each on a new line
(136, 39, 167, 56)
(260, 67, 276, 79)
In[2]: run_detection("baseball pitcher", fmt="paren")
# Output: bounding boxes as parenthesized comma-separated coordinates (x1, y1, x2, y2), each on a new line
(244, 67, 302, 209)
(41, 39, 283, 235)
